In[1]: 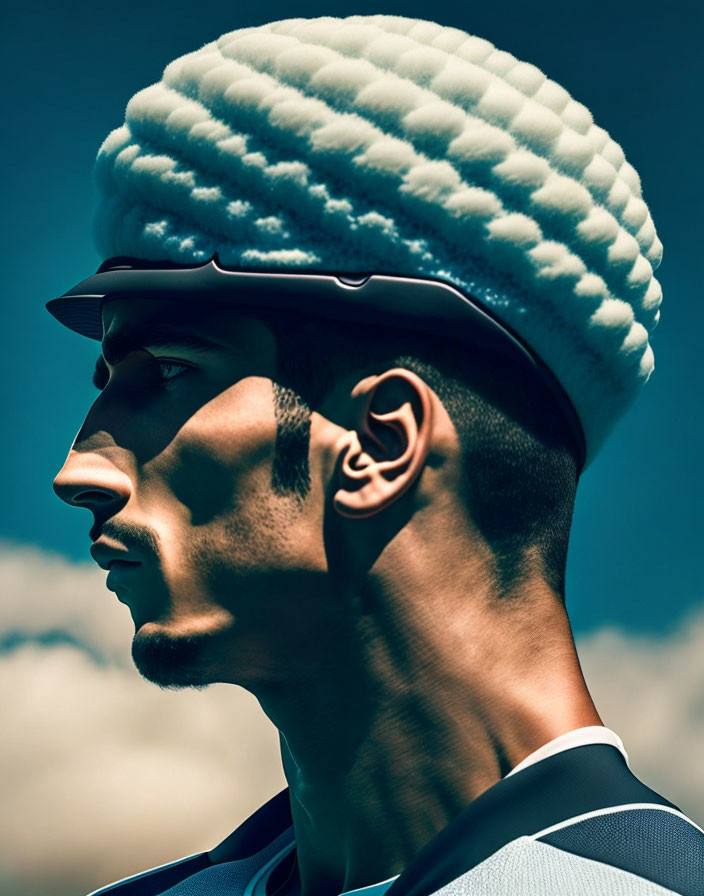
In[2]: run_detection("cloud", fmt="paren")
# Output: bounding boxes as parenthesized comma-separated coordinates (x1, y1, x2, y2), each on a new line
(0, 543, 285, 896)
(577, 614, 704, 824)
(1, 541, 702, 896)
(0, 541, 133, 664)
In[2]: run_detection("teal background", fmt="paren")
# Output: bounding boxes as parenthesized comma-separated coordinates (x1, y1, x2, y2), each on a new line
(2, 0, 702, 636)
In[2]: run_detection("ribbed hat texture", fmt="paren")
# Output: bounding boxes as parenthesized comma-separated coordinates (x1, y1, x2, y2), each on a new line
(93, 14, 662, 467)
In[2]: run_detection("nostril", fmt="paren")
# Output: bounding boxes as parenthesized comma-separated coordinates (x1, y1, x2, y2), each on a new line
(53, 478, 127, 509)
(71, 489, 119, 507)
(53, 457, 133, 509)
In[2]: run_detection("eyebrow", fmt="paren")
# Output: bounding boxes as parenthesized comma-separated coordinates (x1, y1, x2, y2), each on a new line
(101, 322, 219, 366)
(93, 317, 221, 389)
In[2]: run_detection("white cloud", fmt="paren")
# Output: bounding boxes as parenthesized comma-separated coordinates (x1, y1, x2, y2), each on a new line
(0, 541, 133, 664)
(577, 613, 704, 824)
(1, 541, 703, 896)
(0, 543, 285, 896)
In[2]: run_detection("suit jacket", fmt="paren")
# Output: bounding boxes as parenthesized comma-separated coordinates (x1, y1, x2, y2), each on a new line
(88, 743, 704, 896)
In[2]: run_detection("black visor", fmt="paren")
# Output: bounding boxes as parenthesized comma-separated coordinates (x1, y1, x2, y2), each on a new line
(46, 255, 586, 470)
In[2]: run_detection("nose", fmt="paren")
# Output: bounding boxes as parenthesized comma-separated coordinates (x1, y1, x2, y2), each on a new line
(53, 452, 132, 515)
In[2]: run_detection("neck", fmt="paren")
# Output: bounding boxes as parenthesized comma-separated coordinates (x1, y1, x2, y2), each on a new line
(249, 530, 601, 896)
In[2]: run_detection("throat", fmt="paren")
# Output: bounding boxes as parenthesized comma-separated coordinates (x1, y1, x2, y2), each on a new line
(281, 693, 512, 896)
(256, 579, 600, 896)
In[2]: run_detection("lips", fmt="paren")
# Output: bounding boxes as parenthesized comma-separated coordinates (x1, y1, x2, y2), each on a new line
(90, 538, 139, 571)
(106, 559, 141, 593)
(90, 537, 142, 596)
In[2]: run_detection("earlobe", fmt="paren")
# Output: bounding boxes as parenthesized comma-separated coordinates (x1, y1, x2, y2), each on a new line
(333, 369, 434, 520)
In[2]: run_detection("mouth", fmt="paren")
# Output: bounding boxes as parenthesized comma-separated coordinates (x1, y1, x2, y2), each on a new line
(106, 559, 141, 593)
(90, 535, 141, 570)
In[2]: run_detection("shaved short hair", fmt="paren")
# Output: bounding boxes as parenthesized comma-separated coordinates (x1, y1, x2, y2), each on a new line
(259, 307, 579, 599)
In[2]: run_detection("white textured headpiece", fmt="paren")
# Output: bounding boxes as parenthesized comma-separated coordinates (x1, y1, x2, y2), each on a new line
(93, 14, 662, 466)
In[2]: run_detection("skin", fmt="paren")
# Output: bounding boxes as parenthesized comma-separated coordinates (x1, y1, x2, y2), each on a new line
(53, 295, 602, 896)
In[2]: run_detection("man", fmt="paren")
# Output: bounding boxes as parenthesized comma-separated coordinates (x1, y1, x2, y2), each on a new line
(49, 14, 703, 896)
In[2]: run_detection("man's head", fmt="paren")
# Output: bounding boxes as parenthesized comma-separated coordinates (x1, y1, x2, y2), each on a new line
(49, 13, 662, 692)
(86, 14, 662, 466)
(52, 285, 579, 690)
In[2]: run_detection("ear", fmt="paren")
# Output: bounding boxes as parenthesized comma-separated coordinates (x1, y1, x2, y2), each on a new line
(333, 368, 434, 519)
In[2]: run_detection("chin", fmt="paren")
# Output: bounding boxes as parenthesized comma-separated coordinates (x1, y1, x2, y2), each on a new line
(131, 624, 220, 690)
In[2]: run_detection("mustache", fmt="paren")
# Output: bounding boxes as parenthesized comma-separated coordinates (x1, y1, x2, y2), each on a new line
(90, 518, 161, 558)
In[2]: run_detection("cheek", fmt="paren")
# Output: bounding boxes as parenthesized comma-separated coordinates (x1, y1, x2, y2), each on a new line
(156, 377, 277, 526)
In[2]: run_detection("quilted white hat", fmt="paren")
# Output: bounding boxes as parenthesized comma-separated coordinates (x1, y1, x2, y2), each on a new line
(89, 14, 662, 467)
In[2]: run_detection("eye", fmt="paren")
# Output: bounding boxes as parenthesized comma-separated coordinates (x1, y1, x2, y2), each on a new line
(92, 357, 192, 392)
(154, 358, 191, 388)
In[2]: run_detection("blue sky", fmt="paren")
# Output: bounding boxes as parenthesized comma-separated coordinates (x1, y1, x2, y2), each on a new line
(3, 0, 701, 635)
(2, 4, 703, 893)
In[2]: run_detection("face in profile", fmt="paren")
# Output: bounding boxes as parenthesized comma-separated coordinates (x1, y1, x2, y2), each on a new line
(53, 297, 331, 690)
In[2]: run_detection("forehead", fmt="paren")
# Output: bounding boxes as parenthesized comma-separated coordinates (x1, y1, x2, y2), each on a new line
(97, 298, 281, 384)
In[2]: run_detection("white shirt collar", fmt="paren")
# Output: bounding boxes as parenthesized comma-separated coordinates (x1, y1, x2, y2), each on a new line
(341, 727, 629, 896)
(259, 727, 629, 896)
(504, 725, 629, 779)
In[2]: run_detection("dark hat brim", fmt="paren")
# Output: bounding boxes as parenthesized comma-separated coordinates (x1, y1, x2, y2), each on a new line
(46, 256, 586, 469)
